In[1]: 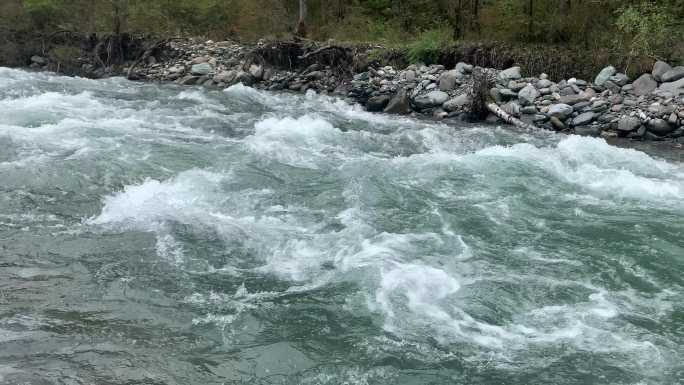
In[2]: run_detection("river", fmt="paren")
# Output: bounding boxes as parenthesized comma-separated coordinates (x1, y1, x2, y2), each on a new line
(1, 67, 683, 384)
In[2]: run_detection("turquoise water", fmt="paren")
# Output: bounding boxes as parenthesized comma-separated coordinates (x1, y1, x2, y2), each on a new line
(0, 67, 683, 384)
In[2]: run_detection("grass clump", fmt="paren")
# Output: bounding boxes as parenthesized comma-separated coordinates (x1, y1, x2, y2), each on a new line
(407, 27, 453, 64)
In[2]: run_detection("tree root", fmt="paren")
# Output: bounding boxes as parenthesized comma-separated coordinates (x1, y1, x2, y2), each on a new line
(127, 38, 167, 79)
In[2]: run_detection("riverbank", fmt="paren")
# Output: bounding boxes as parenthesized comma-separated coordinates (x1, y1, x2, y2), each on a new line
(18, 37, 684, 143)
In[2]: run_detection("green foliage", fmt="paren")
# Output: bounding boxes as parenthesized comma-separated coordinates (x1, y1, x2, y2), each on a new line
(49, 45, 79, 62)
(2, 0, 683, 66)
(367, 47, 386, 62)
(407, 27, 453, 64)
(361, 0, 392, 13)
(615, 1, 678, 59)
(23, 0, 66, 29)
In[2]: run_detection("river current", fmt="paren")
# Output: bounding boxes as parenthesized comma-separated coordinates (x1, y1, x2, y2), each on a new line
(0, 67, 683, 384)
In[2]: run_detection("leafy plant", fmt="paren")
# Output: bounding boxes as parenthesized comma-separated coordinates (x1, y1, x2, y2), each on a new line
(23, 0, 66, 30)
(615, 1, 676, 61)
(407, 27, 453, 64)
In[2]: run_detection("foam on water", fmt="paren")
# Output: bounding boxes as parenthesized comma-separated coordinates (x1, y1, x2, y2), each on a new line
(477, 135, 684, 202)
(245, 115, 349, 168)
(5, 68, 682, 383)
(87, 164, 667, 367)
(88, 169, 227, 231)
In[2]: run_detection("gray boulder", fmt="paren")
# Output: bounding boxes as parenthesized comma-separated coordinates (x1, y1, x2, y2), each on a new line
(669, 113, 679, 126)
(560, 94, 589, 105)
(604, 81, 622, 94)
(455, 62, 473, 74)
(402, 70, 416, 82)
(169, 65, 185, 74)
(439, 70, 461, 91)
(572, 112, 596, 127)
(548, 104, 574, 120)
(190, 63, 213, 76)
(179, 75, 200, 85)
(536, 79, 553, 89)
(413, 91, 449, 109)
(631, 74, 658, 96)
(518, 84, 540, 106)
(521, 105, 538, 115)
(559, 86, 578, 96)
(509, 81, 527, 92)
(661, 66, 684, 83)
(366, 95, 391, 112)
(249, 64, 264, 80)
(497, 66, 522, 83)
(594, 66, 616, 86)
(574, 125, 603, 137)
(647, 119, 675, 136)
(30, 55, 46, 65)
(609, 73, 629, 87)
(433, 108, 448, 120)
(306, 71, 325, 80)
(384, 88, 412, 114)
(550, 116, 566, 130)
(652, 61, 672, 82)
(499, 88, 519, 100)
(443, 94, 470, 112)
(617, 116, 641, 132)
(490, 88, 503, 103)
(234, 71, 254, 86)
(658, 78, 684, 95)
(213, 70, 236, 83)
(591, 100, 609, 112)
(573, 101, 591, 111)
(629, 125, 647, 138)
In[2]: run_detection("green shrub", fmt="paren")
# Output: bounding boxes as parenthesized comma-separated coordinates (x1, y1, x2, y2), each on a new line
(407, 27, 453, 64)
(23, 0, 66, 30)
(49, 45, 80, 62)
(615, 1, 678, 61)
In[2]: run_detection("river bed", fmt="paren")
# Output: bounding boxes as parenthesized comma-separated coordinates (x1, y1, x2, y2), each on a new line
(1, 68, 683, 385)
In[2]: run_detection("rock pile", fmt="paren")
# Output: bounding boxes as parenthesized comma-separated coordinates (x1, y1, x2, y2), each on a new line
(129, 39, 344, 93)
(117, 38, 684, 142)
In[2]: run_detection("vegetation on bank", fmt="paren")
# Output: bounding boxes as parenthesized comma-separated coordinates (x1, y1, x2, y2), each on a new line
(1, 1, 683, 78)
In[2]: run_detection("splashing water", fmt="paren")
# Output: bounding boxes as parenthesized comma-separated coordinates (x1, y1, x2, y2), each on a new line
(1, 68, 683, 385)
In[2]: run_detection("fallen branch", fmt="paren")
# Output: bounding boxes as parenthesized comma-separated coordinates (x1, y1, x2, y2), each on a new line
(486, 102, 538, 131)
(297, 45, 338, 60)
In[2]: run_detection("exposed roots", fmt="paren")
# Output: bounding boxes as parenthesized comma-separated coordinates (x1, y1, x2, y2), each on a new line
(250, 41, 365, 77)
(466, 67, 495, 121)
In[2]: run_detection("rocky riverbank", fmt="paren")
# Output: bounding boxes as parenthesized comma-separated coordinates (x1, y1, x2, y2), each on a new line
(25, 37, 684, 143)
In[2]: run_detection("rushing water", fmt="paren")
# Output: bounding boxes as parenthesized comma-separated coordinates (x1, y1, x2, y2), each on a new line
(0, 67, 683, 385)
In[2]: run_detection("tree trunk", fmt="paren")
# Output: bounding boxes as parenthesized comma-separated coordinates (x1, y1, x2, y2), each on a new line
(454, 0, 463, 39)
(108, 0, 129, 65)
(112, 0, 128, 36)
(527, 0, 534, 41)
(471, 0, 480, 35)
(486, 103, 538, 131)
(296, 0, 307, 37)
